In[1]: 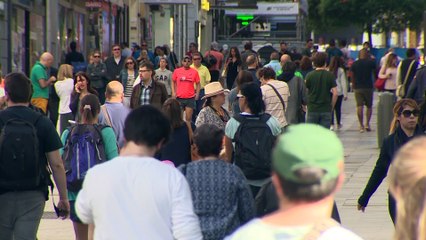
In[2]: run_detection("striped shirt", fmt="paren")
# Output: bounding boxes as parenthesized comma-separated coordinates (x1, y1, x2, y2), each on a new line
(124, 76, 136, 98)
(261, 80, 290, 128)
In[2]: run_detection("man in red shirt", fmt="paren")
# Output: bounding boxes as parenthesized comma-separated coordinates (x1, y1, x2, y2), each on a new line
(172, 55, 201, 122)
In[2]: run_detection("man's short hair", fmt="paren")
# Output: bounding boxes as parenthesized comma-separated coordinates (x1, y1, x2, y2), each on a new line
(124, 105, 171, 147)
(244, 41, 253, 50)
(272, 124, 343, 202)
(257, 67, 275, 80)
(70, 41, 77, 51)
(4, 72, 32, 103)
(139, 61, 154, 71)
(312, 52, 327, 68)
(193, 124, 224, 157)
(246, 54, 256, 66)
(406, 48, 417, 58)
(270, 52, 279, 61)
(112, 44, 121, 50)
(306, 39, 313, 43)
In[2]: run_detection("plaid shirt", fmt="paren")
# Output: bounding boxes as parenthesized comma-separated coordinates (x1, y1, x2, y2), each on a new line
(139, 80, 153, 106)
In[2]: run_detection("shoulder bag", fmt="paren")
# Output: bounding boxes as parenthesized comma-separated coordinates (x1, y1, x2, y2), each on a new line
(267, 83, 286, 110)
(396, 60, 416, 98)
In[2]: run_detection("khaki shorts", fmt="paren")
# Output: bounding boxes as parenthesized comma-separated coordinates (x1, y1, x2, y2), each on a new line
(31, 98, 48, 114)
(354, 89, 373, 108)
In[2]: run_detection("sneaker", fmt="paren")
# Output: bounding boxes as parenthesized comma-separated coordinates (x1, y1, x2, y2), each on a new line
(330, 126, 334, 131)
(337, 124, 343, 130)
(359, 126, 365, 133)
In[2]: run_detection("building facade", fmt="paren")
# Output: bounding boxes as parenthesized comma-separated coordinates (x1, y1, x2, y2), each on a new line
(0, 0, 129, 76)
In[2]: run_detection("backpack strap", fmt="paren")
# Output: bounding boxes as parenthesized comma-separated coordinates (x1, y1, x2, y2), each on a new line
(303, 218, 340, 240)
(100, 105, 113, 127)
(402, 60, 416, 86)
(266, 83, 286, 111)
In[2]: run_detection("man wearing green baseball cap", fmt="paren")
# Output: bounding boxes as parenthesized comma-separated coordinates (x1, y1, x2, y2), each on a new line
(226, 124, 363, 240)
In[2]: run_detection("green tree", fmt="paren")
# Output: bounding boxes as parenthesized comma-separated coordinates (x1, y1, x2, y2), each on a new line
(308, 0, 426, 46)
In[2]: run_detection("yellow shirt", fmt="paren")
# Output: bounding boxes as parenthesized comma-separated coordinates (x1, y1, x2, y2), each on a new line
(191, 64, 211, 89)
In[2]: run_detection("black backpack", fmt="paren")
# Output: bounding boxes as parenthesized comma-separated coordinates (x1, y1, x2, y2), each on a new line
(0, 114, 44, 190)
(232, 113, 276, 180)
(62, 124, 108, 192)
(203, 53, 217, 68)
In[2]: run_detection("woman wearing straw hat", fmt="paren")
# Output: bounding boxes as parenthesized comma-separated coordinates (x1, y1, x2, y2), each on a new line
(195, 82, 231, 130)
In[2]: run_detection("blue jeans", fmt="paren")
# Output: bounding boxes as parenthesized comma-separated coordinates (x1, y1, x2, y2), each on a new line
(307, 111, 332, 129)
(0, 191, 46, 240)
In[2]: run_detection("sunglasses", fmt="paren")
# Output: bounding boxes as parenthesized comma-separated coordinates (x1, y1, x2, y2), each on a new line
(401, 109, 420, 118)
(93, 55, 100, 58)
(126, 62, 134, 65)
(193, 58, 201, 60)
(113, 48, 120, 51)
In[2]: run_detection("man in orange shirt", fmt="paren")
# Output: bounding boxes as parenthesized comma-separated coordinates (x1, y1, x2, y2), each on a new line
(172, 55, 201, 122)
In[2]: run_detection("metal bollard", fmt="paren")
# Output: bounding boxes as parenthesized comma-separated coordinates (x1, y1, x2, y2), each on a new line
(377, 92, 395, 148)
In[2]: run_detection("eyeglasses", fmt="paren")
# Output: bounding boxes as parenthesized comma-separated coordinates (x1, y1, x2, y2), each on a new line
(139, 69, 152, 73)
(193, 58, 201, 60)
(93, 55, 100, 58)
(401, 109, 420, 118)
(126, 62, 134, 65)
(113, 48, 120, 51)
(141, 44, 147, 47)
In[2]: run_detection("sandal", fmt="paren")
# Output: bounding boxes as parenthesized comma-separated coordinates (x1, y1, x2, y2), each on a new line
(359, 127, 364, 133)
(365, 126, 372, 132)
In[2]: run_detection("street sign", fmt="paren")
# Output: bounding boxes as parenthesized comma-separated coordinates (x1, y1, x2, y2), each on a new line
(201, 0, 210, 11)
(225, 2, 299, 15)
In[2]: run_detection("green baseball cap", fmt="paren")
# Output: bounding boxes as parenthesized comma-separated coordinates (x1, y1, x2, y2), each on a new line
(272, 124, 343, 184)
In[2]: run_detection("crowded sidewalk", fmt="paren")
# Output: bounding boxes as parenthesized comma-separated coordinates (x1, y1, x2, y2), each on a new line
(37, 92, 394, 240)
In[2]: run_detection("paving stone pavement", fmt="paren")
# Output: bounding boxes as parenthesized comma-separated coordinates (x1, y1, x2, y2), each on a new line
(37, 92, 394, 240)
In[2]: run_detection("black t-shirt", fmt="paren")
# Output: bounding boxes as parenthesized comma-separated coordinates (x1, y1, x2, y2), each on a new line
(0, 106, 63, 197)
(157, 122, 195, 167)
(351, 59, 376, 89)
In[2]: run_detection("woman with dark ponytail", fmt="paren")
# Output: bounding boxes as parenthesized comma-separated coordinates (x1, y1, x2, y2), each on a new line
(224, 82, 281, 197)
(60, 94, 118, 240)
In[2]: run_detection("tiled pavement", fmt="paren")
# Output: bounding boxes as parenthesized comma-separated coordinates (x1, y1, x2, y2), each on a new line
(37, 92, 394, 240)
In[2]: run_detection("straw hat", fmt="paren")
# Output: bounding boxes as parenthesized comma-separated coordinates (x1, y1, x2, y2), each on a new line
(202, 82, 230, 100)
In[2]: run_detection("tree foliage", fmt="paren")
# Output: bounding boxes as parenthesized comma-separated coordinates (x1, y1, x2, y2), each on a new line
(308, 0, 426, 34)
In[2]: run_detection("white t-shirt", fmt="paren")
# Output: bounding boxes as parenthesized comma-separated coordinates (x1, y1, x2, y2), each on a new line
(54, 78, 74, 114)
(225, 219, 363, 240)
(75, 156, 203, 240)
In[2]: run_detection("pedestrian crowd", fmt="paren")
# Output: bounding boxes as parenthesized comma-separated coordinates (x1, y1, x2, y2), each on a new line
(0, 38, 426, 240)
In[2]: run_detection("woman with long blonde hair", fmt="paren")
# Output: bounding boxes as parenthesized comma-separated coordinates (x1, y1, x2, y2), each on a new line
(55, 64, 74, 134)
(358, 99, 423, 223)
(389, 136, 426, 240)
(378, 53, 398, 93)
